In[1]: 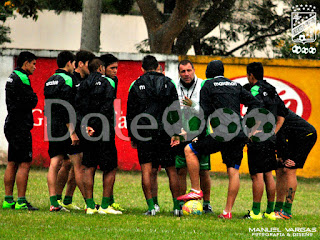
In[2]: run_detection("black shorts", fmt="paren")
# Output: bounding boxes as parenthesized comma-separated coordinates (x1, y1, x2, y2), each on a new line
(247, 139, 277, 175)
(82, 140, 118, 173)
(5, 130, 32, 163)
(279, 131, 317, 169)
(189, 135, 246, 169)
(137, 140, 175, 168)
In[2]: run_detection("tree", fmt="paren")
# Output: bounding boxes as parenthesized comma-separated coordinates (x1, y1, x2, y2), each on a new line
(0, 0, 41, 45)
(80, 0, 102, 52)
(136, 0, 294, 56)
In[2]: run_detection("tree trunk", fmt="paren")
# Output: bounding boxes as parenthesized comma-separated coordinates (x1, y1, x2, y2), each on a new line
(80, 0, 101, 52)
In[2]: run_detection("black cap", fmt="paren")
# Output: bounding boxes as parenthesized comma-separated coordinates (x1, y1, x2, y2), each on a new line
(206, 60, 224, 78)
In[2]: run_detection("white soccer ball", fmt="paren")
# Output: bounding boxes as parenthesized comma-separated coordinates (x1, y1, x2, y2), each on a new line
(242, 108, 276, 142)
(207, 108, 241, 142)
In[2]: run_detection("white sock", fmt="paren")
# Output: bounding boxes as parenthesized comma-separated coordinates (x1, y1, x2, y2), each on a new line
(223, 210, 229, 215)
(191, 188, 201, 194)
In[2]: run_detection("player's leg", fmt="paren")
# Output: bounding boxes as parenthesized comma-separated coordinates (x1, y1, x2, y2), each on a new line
(275, 167, 286, 212)
(165, 164, 180, 215)
(3, 161, 18, 209)
(184, 144, 200, 191)
(225, 167, 240, 213)
(69, 153, 86, 200)
(264, 171, 276, 217)
(56, 159, 72, 203)
(177, 167, 187, 196)
(200, 170, 213, 213)
(151, 166, 160, 212)
(243, 172, 263, 219)
(141, 162, 155, 214)
(83, 166, 96, 214)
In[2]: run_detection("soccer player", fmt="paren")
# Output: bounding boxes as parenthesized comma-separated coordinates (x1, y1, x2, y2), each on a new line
(99, 53, 124, 212)
(3, 51, 39, 211)
(55, 50, 95, 210)
(177, 60, 260, 219)
(44, 51, 82, 212)
(275, 110, 317, 219)
(175, 60, 213, 214)
(242, 62, 287, 220)
(76, 58, 121, 215)
(127, 55, 180, 216)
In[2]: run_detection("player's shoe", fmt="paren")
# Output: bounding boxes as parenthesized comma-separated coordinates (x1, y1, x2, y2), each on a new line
(263, 212, 276, 220)
(98, 206, 122, 215)
(144, 209, 156, 216)
(58, 200, 81, 210)
(203, 204, 214, 214)
(50, 205, 70, 212)
(15, 201, 39, 211)
(2, 200, 15, 209)
(275, 209, 292, 220)
(177, 190, 203, 201)
(86, 207, 98, 215)
(154, 204, 160, 213)
(173, 209, 183, 217)
(111, 203, 124, 211)
(218, 212, 232, 219)
(243, 210, 263, 220)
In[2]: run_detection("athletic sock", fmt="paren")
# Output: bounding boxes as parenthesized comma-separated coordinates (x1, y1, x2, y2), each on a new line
(152, 196, 159, 205)
(56, 194, 62, 201)
(101, 197, 112, 209)
(266, 201, 275, 214)
(63, 196, 73, 205)
(283, 202, 292, 215)
(85, 198, 95, 209)
(50, 195, 60, 207)
(191, 188, 201, 194)
(110, 195, 115, 205)
(179, 201, 184, 209)
(146, 198, 155, 211)
(173, 198, 180, 210)
(252, 202, 261, 215)
(17, 197, 26, 205)
(203, 200, 210, 206)
(4, 195, 14, 203)
(274, 202, 283, 212)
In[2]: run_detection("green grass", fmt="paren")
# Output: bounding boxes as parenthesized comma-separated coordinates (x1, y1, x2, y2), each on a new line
(0, 167, 319, 239)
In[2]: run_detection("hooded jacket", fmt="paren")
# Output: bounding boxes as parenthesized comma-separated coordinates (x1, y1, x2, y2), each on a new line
(4, 68, 38, 132)
(127, 71, 179, 143)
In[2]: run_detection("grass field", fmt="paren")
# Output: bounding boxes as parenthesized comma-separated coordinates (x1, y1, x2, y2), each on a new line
(0, 166, 319, 239)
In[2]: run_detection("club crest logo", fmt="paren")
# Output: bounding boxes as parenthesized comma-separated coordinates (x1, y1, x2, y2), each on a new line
(291, 5, 317, 55)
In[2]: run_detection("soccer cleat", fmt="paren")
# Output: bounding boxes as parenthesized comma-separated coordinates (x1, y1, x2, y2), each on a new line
(173, 209, 183, 217)
(50, 205, 70, 212)
(275, 209, 292, 220)
(144, 209, 156, 216)
(154, 204, 160, 213)
(98, 206, 122, 215)
(203, 204, 214, 214)
(177, 190, 203, 201)
(111, 203, 124, 211)
(15, 201, 39, 211)
(263, 212, 276, 220)
(2, 200, 16, 209)
(59, 201, 81, 210)
(86, 207, 98, 215)
(243, 210, 263, 220)
(218, 212, 232, 219)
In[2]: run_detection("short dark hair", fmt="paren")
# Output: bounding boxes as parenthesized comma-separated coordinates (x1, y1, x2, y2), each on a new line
(142, 55, 158, 71)
(17, 51, 37, 68)
(178, 59, 194, 71)
(247, 62, 264, 80)
(88, 58, 104, 73)
(57, 51, 75, 68)
(100, 54, 118, 67)
(75, 50, 95, 68)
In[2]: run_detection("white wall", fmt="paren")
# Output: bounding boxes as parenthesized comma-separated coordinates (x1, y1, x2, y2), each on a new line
(3, 10, 148, 53)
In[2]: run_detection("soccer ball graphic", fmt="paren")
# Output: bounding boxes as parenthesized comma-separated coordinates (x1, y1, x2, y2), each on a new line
(242, 108, 276, 142)
(208, 108, 241, 142)
(182, 200, 203, 215)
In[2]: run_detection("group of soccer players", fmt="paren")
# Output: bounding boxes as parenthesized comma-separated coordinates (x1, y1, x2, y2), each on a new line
(2, 51, 317, 220)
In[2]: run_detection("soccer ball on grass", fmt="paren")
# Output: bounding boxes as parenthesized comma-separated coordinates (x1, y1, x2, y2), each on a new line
(182, 200, 203, 215)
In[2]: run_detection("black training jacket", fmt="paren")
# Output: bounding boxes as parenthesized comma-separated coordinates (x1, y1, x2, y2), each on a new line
(244, 80, 288, 118)
(126, 71, 179, 144)
(44, 69, 78, 138)
(4, 68, 38, 132)
(76, 72, 116, 135)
